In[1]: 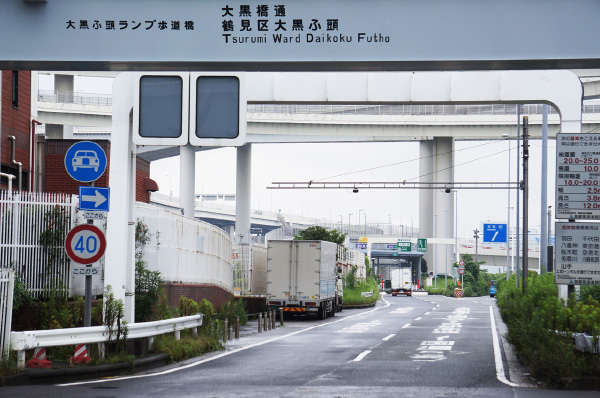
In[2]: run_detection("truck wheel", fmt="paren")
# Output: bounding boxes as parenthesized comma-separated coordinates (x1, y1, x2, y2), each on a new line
(318, 304, 326, 320)
(330, 302, 336, 317)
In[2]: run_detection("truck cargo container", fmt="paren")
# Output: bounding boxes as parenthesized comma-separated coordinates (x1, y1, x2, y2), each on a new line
(266, 240, 342, 319)
(389, 267, 413, 296)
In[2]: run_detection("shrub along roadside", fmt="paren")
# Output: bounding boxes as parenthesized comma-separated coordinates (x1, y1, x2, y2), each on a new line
(497, 273, 600, 388)
(343, 275, 380, 306)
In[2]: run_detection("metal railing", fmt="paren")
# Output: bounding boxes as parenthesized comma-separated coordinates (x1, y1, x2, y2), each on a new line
(38, 90, 112, 106)
(10, 314, 202, 370)
(248, 103, 600, 116)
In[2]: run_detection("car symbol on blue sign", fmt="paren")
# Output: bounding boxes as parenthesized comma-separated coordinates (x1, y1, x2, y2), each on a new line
(64, 141, 107, 182)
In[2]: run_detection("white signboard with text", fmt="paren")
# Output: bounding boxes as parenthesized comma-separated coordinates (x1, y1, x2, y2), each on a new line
(555, 222, 600, 286)
(556, 133, 600, 220)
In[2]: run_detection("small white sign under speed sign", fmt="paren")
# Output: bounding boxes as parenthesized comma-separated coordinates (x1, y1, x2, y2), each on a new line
(72, 267, 100, 276)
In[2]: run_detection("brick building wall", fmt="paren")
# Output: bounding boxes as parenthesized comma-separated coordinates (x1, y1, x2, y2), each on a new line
(163, 283, 233, 310)
(1, 70, 32, 190)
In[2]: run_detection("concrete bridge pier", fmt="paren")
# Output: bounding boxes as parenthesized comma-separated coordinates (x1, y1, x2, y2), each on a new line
(236, 143, 252, 244)
(419, 137, 455, 281)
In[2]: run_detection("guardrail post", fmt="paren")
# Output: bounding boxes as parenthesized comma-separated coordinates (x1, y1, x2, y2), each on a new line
(280, 308, 284, 327)
(263, 312, 268, 331)
(17, 350, 25, 371)
(147, 337, 154, 352)
(224, 319, 229, 342)
(271, 310, 276, 329)
(192, 326, 198, 338)
(235, 316, 240, 339)
(174, 330, 181, 341)
(98, 342, 105, 360)
(258, 313, 262, 333)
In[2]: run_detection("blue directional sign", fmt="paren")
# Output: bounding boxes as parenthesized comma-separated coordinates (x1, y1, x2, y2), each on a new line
(483, 223, 507, 243)
(64, 141, 107, 182)
(79, 187, 110, 212)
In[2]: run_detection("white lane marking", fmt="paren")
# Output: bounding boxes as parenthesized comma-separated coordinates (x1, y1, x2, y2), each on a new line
(382, 334, 395, 341)
(336, 320, 381, 334)
(402, 323, 411, 328)
(389, 306, 414, 314)
(489, 306, 520, 387)
(424, 312, 430, 315)
(352, 350, 371, 362)
(58, 295, 392, 387)
(414, 317, 422, 321)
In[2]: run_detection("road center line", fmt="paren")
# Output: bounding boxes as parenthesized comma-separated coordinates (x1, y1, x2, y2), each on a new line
(58, 295, 391, 387)
(382, 334, 395, 341)
(489, 306, 520, 388)
(352, 350, 371, 362)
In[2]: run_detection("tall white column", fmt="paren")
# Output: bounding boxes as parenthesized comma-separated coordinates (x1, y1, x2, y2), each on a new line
(236, 144, 252, 244)
(419, 140, 434, 268)
(433, 137, 455, 278)
(105, 73, 135, 322)
(179, 144, 195, 217)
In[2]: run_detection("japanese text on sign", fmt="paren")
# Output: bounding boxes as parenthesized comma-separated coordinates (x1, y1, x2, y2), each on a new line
(555, 222, 600, 286)
(556, 133, 600, 220)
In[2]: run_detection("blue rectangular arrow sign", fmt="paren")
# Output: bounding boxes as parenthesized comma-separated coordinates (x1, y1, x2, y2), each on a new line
(79, 186, 110, 212)
(482, 223, 507, 243)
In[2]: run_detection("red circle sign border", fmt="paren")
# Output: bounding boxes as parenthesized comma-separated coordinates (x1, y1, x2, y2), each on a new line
(65, 224, 106, 264)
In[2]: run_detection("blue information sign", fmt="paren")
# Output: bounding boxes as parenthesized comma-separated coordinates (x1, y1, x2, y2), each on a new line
(64, 141, 107, 182)
(483, 223, 507, 243)
(79, 186, 110, 212)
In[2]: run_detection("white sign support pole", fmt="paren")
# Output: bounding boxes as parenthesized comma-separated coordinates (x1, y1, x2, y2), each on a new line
(180, 145, 195, 217)
(105, 73, 136, 323)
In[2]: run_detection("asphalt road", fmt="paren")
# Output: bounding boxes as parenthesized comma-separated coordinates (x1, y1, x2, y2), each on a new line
(2, 294, 598, 397)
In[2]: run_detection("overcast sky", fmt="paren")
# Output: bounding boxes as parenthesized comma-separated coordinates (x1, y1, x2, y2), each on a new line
(40, 74, 561, 239)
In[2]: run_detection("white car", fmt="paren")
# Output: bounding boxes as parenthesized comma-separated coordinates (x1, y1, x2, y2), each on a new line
(72, 150, 99, 172)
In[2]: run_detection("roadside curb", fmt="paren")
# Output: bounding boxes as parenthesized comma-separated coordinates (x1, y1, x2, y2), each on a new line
(1, 352, 170, 387)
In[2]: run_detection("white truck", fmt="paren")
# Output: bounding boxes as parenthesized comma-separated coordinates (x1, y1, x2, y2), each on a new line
(266, 240, 342, 319)
(390, 267, 413, 296)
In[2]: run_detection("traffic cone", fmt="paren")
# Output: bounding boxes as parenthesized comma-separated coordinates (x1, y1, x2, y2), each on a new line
(69, 344, 92, 365)
(26, 346, 52, 368)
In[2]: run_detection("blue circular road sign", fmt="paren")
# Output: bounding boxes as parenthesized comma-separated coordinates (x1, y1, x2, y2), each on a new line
(64, 141, 107, 182)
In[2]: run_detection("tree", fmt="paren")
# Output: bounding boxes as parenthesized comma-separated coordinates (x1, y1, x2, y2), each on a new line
(294, 225, 346, 245)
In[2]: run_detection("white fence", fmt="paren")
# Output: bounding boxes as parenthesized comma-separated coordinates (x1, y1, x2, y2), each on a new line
(0, 191, 76, 297)
(0, 269, 15, 360)
(136, 203, 233, 290)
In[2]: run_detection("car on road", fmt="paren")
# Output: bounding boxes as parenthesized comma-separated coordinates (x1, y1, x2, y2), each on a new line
(72, 150, 100, 172)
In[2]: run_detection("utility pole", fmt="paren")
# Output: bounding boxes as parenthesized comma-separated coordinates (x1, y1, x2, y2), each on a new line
(473, 228, 480, 262)
(522, 116, 529, 293)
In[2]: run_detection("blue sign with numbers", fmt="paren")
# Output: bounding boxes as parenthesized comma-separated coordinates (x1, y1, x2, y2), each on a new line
(79, 186, 110, 212)
(483, 223, 507, 243)
(64, 141, 107, 182)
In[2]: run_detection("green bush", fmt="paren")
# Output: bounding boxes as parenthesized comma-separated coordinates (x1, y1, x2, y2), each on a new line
(217, 298, 248, 326)
(497, 273, 600, 386)
(152, 329, 221, 362)
(343, 277, 380, 305)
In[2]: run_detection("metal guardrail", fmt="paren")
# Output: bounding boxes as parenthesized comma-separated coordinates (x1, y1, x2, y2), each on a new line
(10, 314, 202, 370)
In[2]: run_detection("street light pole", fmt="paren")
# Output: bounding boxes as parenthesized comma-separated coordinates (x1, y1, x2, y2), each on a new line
(363, 213, 367, 236)
(443, 208, 448, 287)
(503, 133, 511, 278)
(348, 213, 353, 238)
(358, 209, 363, 237)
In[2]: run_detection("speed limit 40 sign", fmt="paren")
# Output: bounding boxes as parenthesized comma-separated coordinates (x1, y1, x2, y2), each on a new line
(65, 224, 106, 264)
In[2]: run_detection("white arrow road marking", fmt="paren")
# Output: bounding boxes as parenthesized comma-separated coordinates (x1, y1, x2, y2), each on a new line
(82, 190, 107, 208)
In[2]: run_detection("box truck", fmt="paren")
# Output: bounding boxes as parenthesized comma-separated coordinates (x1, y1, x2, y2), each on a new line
(390, 267, 413, 296)
(266, 240, 342, 319)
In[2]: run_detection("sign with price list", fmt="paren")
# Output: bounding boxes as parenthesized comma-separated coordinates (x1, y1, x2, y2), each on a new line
(554, 222, 600, 286)
(556, 133, 600, 220)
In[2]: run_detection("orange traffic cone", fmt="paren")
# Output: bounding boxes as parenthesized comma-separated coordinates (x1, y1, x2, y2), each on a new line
(69, 344, 92, 365)
(27, 346, 52, 368)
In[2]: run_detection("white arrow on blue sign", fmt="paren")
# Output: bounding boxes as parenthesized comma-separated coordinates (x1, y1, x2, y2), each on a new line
(64, 141, 107, 182)
(482, 223, 507, 243)
(79, 186, 110, 212)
